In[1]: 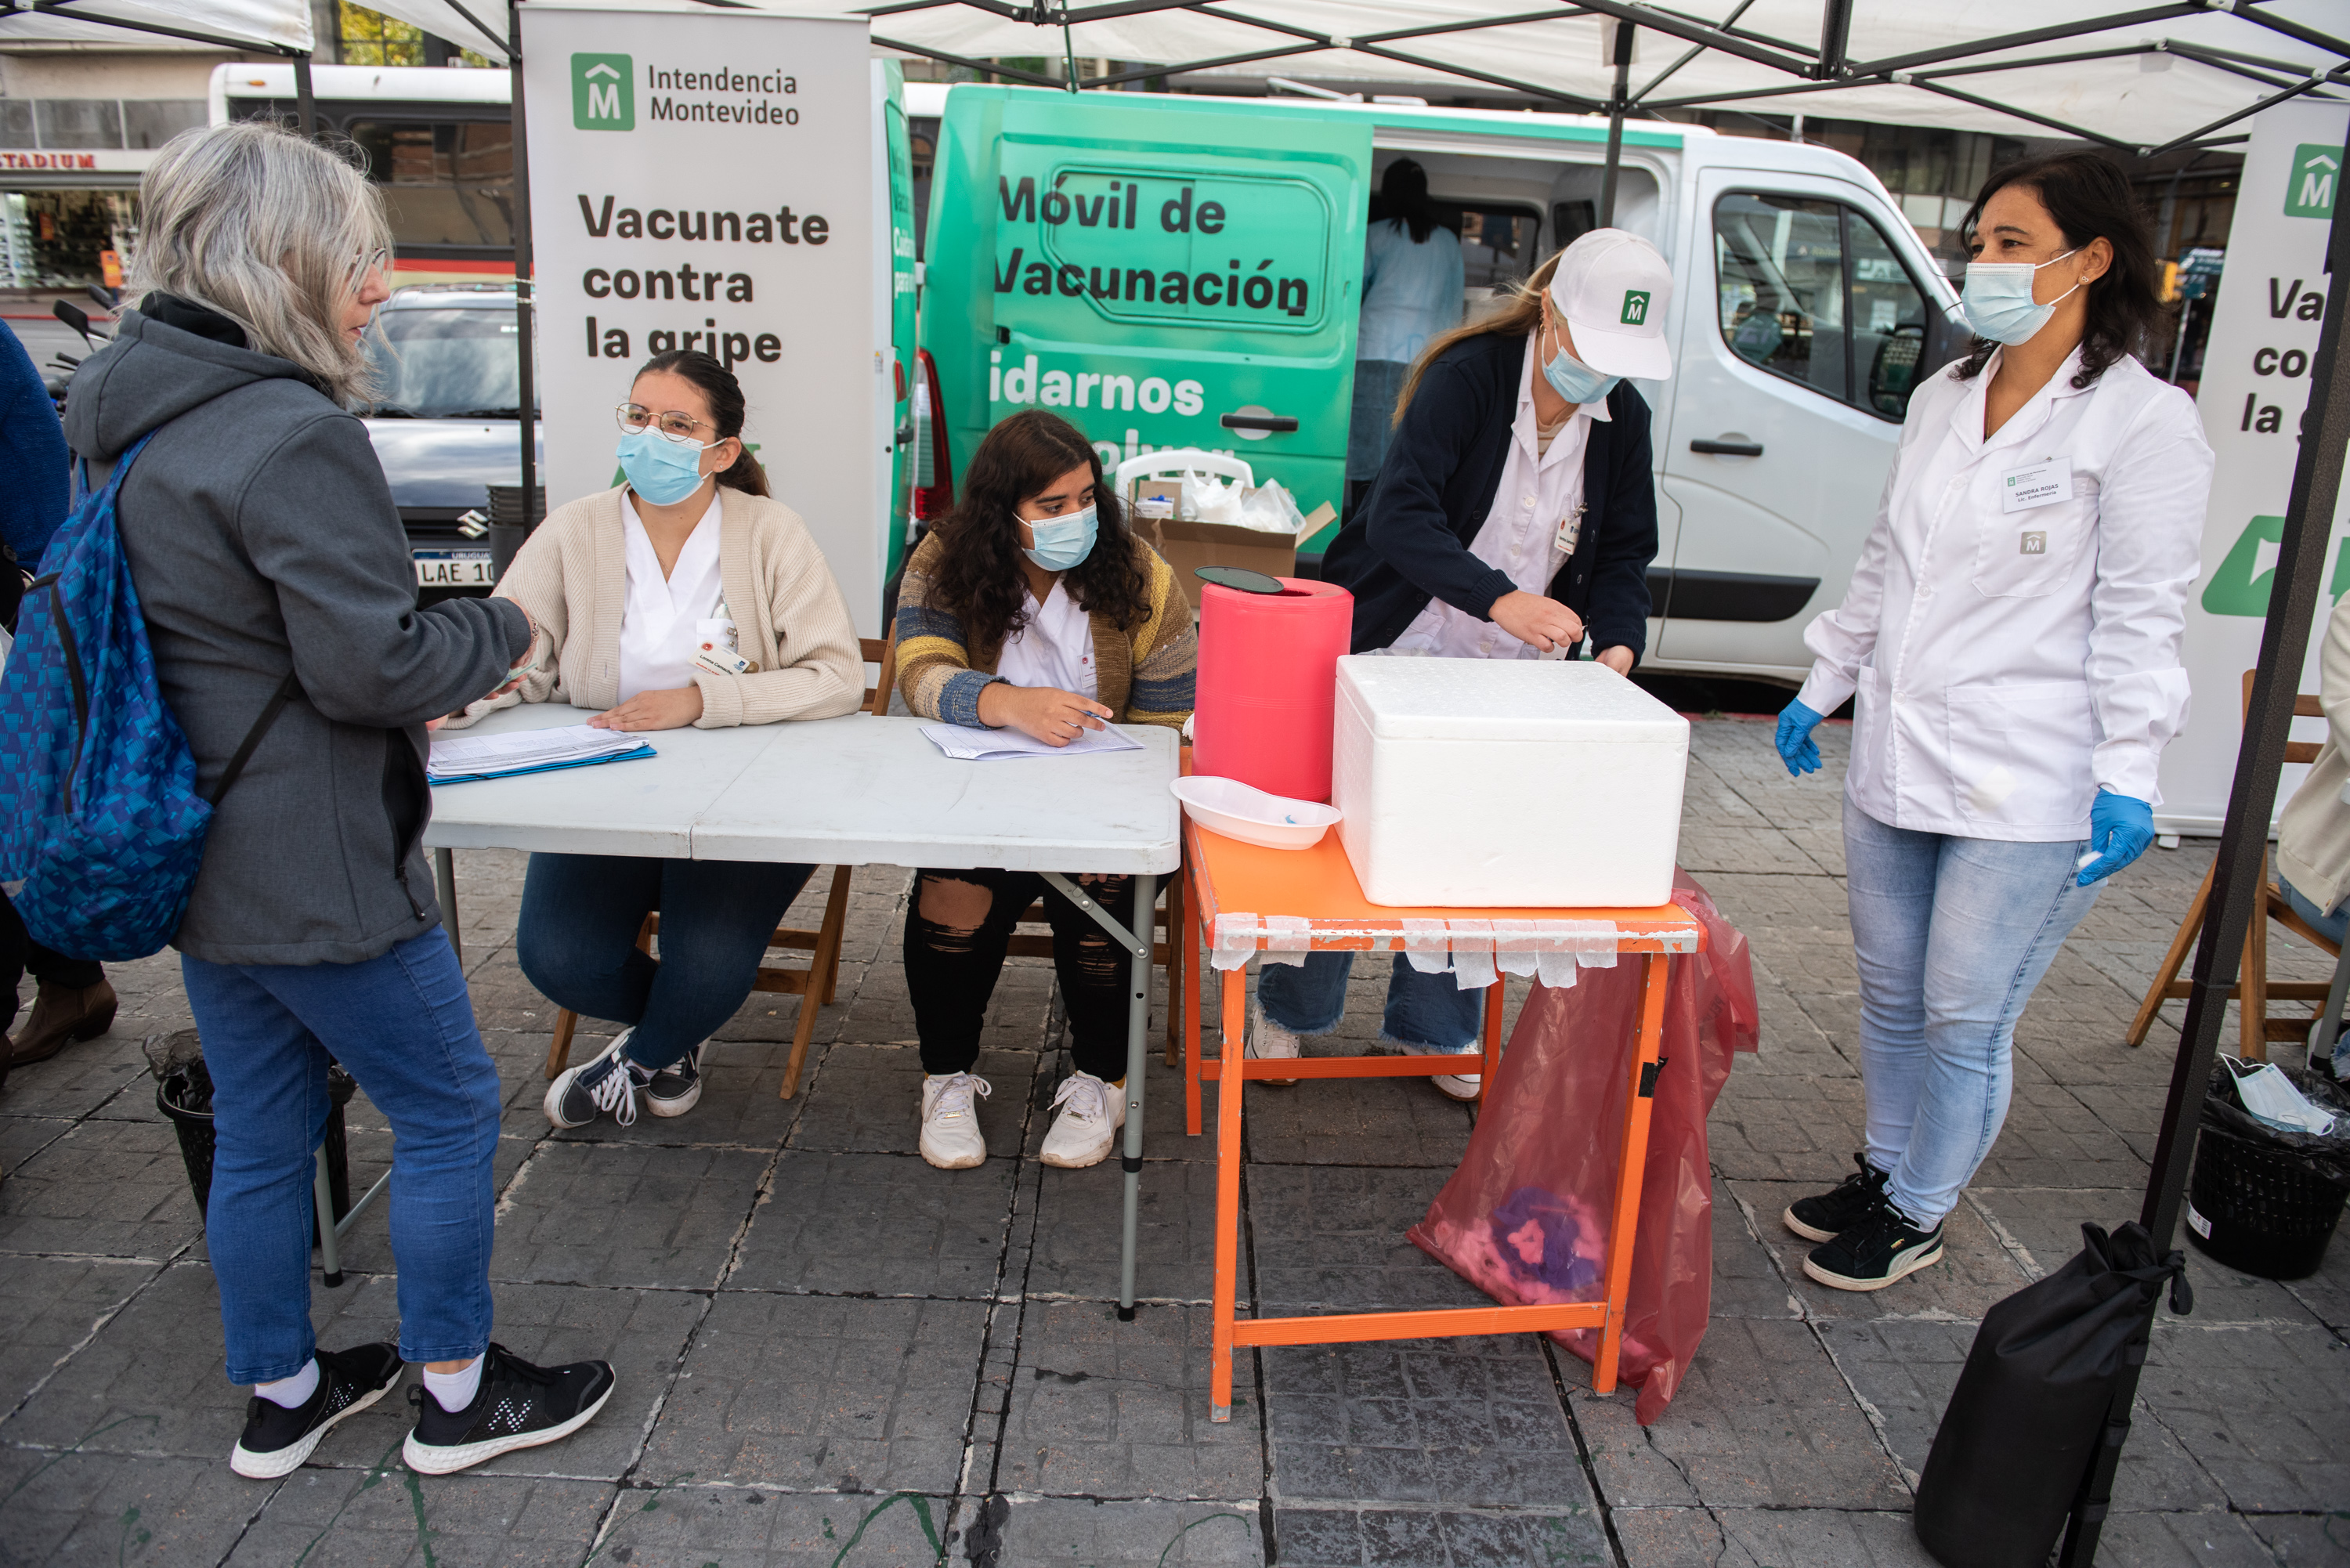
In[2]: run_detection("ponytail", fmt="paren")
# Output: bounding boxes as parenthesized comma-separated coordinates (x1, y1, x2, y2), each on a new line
(634, 348, 768, 497)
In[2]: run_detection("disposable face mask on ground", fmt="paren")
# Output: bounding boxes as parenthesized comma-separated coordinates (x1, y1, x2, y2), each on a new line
(1961, 248, 2081, 345)
(1023, 503, 1097, 571)
(616, 427, 712, 505)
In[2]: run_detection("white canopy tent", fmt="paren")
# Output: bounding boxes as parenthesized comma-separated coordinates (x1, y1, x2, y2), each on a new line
(0, 0, 310, 53)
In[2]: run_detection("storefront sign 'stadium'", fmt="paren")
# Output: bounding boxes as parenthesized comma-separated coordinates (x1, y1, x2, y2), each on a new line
(991, 168, 1329, 328)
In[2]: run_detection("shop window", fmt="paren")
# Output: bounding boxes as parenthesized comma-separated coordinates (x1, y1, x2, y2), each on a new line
(2, 189, 135, 287)
(122, 100, 207, 150)
(1, 101, 32, 150)
(1714, 191, 1933, 423)
(34, 99, 123, 150)
(349, 120, 515, 250)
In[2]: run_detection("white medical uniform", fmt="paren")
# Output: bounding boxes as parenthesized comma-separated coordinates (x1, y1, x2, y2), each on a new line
(616, 489, 724, 702)
(995, 579, 1097, 699)
(1794, 348, 2212, 841)
(1388, 331, 1609, 660)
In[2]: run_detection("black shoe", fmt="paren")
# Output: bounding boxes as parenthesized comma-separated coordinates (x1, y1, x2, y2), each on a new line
(542, 1032, 649, 1129)
(1802, 1197, 1945, 1292)
(401, 1343, 615, 1475)
(230, 1342, 403, 1479)
(643, 1040, 707, 1118)
(1784, 1153, 1892, 1242)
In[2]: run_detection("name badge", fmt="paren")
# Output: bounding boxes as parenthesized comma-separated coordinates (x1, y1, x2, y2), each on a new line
(2000, 457, 2073, 514)
(1555, 504, 1587, 558)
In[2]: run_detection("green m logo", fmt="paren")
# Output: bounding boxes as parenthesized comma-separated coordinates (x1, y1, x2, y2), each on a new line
(573, 54, 633, 131)
(1620, 289, 1650, 326)
(2286, 145, 2341, 219)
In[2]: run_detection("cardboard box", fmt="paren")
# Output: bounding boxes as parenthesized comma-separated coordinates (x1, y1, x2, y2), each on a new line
(1142, 502, 1336, 612)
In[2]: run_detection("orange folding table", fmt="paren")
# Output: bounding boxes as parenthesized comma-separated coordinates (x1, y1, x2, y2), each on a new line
(1179, 819, 1705, 1421)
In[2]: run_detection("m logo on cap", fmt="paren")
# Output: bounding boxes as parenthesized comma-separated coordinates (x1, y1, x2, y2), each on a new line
(1620, 290, 1651, 326)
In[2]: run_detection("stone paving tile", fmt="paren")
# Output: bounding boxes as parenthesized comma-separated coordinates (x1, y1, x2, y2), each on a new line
(1025, 1158, 1235, 1306)
(1269, 1502, 1608, 1566)
(0, 1114, 74, 1179)
(994, 1301, 1263, 1501)
(0, 1115, 203, 1260)
(2088, 1508, 2312, 1567)
(1706, 1186, 1802, 1321)
(0, 1255, 161, 1421)
(2246, 1510, 2350, 1566)
(954, 1495, 1262, 1566)
(728, 1150, 1014, 1299)
(224, 1466, 617, 1566)
(2135, 1321, 2350, 1516)
(1614, 1505, 1939, 1567)
(1246, 1166, 1492, 1315)
(487, 1140, 771, 1289)
(1263, 1335, 1597, 1512)
(0, 1032, 154, 1122)
(1237, 1075, 1473, 1169)
(638, 1292, 985, 1494)
(586, 1485, 953, 1568)
(792, 1042, 1039, 1161)
(0, 1447, 270, 1567)
(1724, 1178, 2034, 1322)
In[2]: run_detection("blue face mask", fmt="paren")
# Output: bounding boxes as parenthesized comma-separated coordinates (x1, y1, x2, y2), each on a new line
(616, 426, 713, 507)
(1961, 248, 2081, 345)
(1540, 319, 1618, 406)
(1023, 503, 1097, 572)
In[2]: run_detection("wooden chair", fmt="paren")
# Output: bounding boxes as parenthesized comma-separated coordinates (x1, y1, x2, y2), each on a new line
(543, 636, 900, 1100)
(2128, 671, 2340, 1061)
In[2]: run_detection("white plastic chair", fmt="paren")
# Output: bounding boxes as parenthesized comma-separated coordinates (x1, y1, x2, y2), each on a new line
(1114, 447, 1253, 507)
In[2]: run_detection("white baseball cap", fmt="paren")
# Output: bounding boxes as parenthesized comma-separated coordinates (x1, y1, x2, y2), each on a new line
(1547, 228, 1674, 381)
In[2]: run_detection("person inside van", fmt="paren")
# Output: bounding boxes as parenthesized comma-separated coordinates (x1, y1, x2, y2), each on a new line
(1260, 228, 1674, 1100)
(442, 349, 866, 1129)
(1771, 153, 2211, 1292)
(1350, 158, 1464, 517)
(892, 410, 1195, 1172)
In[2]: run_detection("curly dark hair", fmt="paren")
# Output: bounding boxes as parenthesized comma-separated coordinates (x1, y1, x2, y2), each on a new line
(1952, 151, 2165, 391)
(928, 409, 1148, 652)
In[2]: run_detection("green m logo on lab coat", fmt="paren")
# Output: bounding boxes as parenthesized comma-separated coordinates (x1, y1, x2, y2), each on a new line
(1620, 289, 1650, 326)
(573, 55, 633, 131)
(2201, 513, 2350, 616)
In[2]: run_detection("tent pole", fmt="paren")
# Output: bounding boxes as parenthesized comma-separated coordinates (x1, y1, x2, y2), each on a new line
(1597, 22, 1634, 228)
(2055, 182, 2350, 1568)
(294, 52, 316, 139)
(509, 0, 537, 533)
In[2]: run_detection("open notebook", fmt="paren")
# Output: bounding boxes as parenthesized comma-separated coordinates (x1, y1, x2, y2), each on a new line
(917, 722, 1144, 761)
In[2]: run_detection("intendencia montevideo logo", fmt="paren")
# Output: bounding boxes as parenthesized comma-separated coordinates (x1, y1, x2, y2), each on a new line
(573, 52, 803, 131)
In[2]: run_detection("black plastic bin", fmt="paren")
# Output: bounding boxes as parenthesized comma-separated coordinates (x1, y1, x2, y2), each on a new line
(2187, 1064, 2350, 1281)
(157, 1057, 356, 1248)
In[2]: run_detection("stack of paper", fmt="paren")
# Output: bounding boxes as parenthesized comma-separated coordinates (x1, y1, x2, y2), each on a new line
(919, 723, 1145, 761)
(428, 724, 656, 784)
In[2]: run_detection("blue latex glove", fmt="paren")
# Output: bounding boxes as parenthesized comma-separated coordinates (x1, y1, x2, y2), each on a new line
(2077, 791, 2155, 886)
(1775, 699, 1825, 776)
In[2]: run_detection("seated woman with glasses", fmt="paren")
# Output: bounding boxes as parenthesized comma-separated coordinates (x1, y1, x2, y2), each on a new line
(892, 409, 1196, 1172)
(443, 349, 865, 1127)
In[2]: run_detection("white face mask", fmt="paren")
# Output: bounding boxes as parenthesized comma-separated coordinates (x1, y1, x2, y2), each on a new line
(1961, 247, 2082, 345)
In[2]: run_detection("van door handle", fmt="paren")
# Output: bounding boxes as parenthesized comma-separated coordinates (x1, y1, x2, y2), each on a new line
(1690, 437, 1764, 457)
(1220, 412, 1300, 432)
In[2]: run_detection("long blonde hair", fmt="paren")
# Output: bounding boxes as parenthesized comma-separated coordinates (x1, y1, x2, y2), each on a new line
(1393, 250, 1565, 425)
(131, 121, 392, 406)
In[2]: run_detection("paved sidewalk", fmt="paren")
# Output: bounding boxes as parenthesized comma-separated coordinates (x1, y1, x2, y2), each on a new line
(1, 718, 2343, 1566)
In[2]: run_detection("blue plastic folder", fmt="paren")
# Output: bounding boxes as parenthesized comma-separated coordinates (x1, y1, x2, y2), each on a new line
(426, 723, 658, 786)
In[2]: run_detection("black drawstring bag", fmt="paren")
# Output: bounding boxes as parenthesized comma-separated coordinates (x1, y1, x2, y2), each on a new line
(1912, 1221, 2192, 1568)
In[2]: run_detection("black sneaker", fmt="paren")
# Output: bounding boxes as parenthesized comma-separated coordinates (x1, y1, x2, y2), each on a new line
(1784, 1153, 1892, 1242)
(542, 1032, 649, 1129)
(1802, 1197, 1945, 1292)
(230, 1342, 403, 1479)
(402, 1343, 615, 1476)
(642, 1040, 707, 1118)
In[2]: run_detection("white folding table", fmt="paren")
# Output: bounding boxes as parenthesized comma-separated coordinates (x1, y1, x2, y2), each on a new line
(419, 703, 1182, 1314)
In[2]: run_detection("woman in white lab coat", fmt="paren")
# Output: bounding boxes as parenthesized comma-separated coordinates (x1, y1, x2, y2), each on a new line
(1772, 152, 2211, 1292)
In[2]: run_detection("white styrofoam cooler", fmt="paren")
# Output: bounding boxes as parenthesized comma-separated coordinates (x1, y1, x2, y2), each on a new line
(1332, 656, 1690, 908)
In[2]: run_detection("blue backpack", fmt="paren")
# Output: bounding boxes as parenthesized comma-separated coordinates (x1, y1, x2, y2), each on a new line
(0, 432, 296, 960)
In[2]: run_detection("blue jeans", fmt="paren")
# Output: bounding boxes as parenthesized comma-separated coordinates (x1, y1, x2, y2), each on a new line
(183, 928, 501, 1382)
(1845, 800, 2101, 1229)
(1256, 949, 1485, 1053)
(2277, 872, 2350, 948)
(518, 852, 816, 1071)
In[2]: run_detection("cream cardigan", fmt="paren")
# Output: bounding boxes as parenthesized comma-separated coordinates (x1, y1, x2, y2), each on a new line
(443, 484, 864, 730)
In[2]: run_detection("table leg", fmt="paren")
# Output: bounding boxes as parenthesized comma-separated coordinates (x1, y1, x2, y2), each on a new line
(1211, 956, 1247, 1422)
(1478, 980, 1505, 1103)
(1164, 869, 1185, 1069)
(432, 847, 463, 970)
(1118, 872, 1156, 1322)
(314, 1150, 344, 1288)
(1595, 953, 1672, 1394)
(1186, 868, 1205, 1137)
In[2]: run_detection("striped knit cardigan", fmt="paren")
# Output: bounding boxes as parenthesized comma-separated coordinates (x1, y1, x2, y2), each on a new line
(894, 530, 1196, 731)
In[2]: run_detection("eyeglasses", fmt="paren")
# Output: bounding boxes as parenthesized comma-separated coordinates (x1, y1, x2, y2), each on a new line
(614, 403, 717, 445)
(350, 247, 390, 284)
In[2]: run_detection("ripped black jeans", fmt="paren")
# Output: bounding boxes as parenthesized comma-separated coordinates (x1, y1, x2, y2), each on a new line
(903, 868, 1135, 1082)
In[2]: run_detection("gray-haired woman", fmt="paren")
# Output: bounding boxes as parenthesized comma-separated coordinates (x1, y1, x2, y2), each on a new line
(62, 121, 612, 1479)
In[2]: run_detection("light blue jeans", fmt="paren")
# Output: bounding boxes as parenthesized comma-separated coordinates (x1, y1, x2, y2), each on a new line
(1256, 949, 1485, 1053)
(1846, 800, 2101, 1230)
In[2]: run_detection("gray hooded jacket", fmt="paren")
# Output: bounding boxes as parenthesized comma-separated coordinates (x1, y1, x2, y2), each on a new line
(63, 305, 530, 966)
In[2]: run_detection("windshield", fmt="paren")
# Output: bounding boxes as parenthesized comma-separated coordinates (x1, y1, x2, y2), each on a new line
(363, 306, 537, 418)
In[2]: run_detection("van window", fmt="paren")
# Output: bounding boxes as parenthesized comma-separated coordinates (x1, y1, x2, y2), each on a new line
(1455, 207, 1540, 291)
(1714, 191, 1932, 423)
(349, 120, 515, 249)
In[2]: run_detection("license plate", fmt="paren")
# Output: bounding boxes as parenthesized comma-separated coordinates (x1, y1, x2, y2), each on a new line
(414, 551, 495, 587)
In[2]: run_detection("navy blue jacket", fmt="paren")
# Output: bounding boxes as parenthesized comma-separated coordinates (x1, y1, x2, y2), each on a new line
(1321, 331, 1658, 659)
(2, 323, 69, 569)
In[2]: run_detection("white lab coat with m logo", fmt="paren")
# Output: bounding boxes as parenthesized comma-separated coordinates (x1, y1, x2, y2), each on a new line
(1794, 347, 2213, 843)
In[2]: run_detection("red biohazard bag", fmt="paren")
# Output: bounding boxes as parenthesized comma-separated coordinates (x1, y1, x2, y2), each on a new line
(1407, 869, 1758, 1424)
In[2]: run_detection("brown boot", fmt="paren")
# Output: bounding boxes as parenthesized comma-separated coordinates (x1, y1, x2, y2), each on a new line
(9, 977, 118, 1067)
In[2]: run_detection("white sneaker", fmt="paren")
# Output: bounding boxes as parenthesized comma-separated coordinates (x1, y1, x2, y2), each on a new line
(918, 1072, 991, 1169)
(1412, 1042, 1482, 1102)
(1039, 1071, 1126, 1169)
(1246, 998, 1302, 1087)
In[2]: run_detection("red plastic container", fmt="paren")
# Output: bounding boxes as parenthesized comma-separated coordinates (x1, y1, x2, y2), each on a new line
(1192, 576, 1353, 802)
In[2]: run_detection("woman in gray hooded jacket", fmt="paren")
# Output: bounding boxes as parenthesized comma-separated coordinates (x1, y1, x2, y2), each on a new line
(63, 122, 611, 1480)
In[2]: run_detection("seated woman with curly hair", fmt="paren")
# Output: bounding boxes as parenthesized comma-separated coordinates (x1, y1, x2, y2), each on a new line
(892, 410, 1195, 1172)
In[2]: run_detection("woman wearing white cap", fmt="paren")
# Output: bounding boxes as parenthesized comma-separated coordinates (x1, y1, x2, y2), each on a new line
(1253, 228, 1676, 1096)
(1773, 153, 2210, 1292)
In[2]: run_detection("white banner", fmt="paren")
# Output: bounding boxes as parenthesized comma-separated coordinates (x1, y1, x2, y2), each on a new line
(520, 4, 884, 630)
(2160, 100, 2350, 836)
